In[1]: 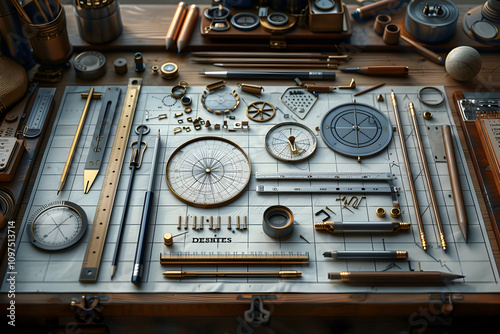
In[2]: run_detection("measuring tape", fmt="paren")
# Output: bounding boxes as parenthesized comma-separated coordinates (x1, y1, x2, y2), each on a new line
(80, 78, 142, 283)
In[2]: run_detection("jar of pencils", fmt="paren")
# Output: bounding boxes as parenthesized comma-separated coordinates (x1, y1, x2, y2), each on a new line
(18, 0, 72, 65)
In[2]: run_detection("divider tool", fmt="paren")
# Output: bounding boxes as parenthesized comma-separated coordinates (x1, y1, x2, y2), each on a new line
(80, 78, 142, 283)
(84, 87, 121, 193)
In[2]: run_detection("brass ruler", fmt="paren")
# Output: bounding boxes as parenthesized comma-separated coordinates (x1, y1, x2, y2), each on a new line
(80, 78, 142, 283)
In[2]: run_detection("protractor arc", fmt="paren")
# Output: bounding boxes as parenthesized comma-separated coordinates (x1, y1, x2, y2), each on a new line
(165, 137, 251, 207)
(320, 102, 393, 158)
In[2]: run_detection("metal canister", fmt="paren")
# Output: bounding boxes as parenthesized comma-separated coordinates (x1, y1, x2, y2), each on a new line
(73, 0, 123, 44)
(20, 4, 72, 65)
(404, 0, 459, 44)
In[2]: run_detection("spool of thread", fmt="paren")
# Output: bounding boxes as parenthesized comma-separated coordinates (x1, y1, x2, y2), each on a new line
(383, 24, 400, 45)
(374, 14, 392, 35)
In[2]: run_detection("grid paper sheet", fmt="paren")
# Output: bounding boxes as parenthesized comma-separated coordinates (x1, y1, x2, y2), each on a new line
(2, 85, 499, 294)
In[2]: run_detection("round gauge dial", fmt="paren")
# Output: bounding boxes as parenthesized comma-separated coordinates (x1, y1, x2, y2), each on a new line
(165, 137, 251, 207)
(27, 201, 88, 251)
(320, 102, 393, 158)
(265, 122, 317, 162)
(315, 0, 336, 11)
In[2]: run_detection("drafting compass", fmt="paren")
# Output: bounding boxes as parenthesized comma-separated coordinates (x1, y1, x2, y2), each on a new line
(27, 201, 88, 251)
(265, 122, 317, 162)
(165, 137, 251, 207)
(84, 87, 121, 193)
(320, 102, 393, 160)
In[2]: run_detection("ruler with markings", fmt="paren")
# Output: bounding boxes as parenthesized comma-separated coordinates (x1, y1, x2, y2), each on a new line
(79, 79, 142, 283)
(255, 172, 394, 181)
(256, 185, 396, 194)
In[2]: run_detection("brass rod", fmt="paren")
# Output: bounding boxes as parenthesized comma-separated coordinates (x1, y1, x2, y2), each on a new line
(191, 51, 349, 60)
(44, 0, 54, 19)
(33, 0, 49, 23)
(390, 92, 428, 250)
(10, 0, 32, 24)
(192, 58, 337, 64)
(353, 83, 385, 97)
(409, 102, 447, 250)
(212, 63, 338, 69)
(163, 270, 302, 278)
(441, 125, 468, 241)
(160, 253, 309, 265)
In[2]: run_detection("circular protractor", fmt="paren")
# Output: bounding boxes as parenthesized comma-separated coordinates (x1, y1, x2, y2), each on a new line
(201, 90, 240, 114)
(27, 201, 88, 251)
(320, 103, 393, 158)
(246, 101, 276, 122)
(265, 122, 317, 162)
(165, 137, 251, 207)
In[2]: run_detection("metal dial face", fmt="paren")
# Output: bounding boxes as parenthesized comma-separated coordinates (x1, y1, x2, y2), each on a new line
(320, 103, 393, 158)
(201, 90, 240, 114)
(165, 137, 251, 207)
(27, 201, 88, 251)
(265, 122, 317, 162)
(315, 0, 336, 11)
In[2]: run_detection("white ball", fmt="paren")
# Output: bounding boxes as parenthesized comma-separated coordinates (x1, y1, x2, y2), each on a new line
(445, 46, 482, 82)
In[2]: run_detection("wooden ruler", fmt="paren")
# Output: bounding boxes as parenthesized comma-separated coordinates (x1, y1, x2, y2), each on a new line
(80, 78, 142, 283)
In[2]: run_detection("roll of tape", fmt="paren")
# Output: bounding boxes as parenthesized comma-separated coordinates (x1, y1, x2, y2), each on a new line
(263, 205, 294, 238)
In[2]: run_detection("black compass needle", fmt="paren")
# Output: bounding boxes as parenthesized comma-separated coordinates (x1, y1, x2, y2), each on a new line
(44, 214, 73, 240)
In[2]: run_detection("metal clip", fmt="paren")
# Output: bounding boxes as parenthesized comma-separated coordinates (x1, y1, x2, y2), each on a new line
(206, 80, 226, 92)
(129, 140, 147, 168)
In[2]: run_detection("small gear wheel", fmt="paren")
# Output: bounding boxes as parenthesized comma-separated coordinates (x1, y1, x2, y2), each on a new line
(246, 101, 276, 122)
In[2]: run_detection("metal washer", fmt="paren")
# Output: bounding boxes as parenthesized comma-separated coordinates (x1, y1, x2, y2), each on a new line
(231, 12, 260, 31)
(320, 102, 393, 158)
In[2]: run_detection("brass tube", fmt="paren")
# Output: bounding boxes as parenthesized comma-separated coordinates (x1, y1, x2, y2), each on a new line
(409, 102, 447, 250)
(442, 124, 468, 241)
(390, 92, 428, 250)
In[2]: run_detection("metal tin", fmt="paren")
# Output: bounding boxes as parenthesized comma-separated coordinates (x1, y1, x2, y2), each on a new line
(73, 0, 123, 44)
(404, 0, 459, 44)
(74, 51, 107, 80)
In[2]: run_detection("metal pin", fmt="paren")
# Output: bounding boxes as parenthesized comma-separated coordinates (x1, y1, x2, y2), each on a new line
(217, 216, 221, 230)
(184, 216, 188, 229)
(300, 235, 310, 244)
(192, 216, 197, 229)
(177, 216, 181, 229)
(200, 216, 204, 229)
(236, 216, 240, 230)
(244, 216, 248, 230)
(325, 206, 336, 215)
(209, 216, 213, 230)
(228, 216, 231, 230)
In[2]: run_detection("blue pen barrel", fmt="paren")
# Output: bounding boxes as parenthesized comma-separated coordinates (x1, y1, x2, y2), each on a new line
(131, 191, 154, 284)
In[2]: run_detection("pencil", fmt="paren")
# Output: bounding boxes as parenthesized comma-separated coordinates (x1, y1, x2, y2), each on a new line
(33, 0, 50, 23)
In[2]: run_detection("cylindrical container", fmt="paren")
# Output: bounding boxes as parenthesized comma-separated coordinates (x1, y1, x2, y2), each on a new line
(73, 0, 123, 44)
(383, 23, 400, 45)
(0, 1, 33, 67)
(404, 0, 459, 44)
(373, 14, 392, 35)
(20, 3, 72, 65)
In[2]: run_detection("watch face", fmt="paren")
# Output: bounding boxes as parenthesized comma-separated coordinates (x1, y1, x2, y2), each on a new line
(265, 122, 317, 162)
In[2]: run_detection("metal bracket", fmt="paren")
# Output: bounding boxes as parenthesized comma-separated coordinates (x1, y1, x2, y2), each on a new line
(70, 295, 108, 324)
(238, 295, 277, 326)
